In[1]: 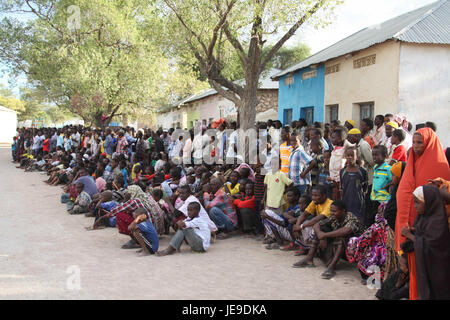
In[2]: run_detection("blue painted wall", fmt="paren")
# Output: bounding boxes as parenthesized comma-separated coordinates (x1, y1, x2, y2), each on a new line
(277, 65, 325, 125)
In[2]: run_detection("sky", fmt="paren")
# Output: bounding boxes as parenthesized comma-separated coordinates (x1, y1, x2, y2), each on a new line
(0, 0, 438, 96)
(295, 0, 437, 54)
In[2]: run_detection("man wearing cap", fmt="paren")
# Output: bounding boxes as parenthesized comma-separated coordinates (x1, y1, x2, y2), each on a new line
(344, 120, 355, 131)
(347, 128, 375, 186)
(382, 121, 399, 154)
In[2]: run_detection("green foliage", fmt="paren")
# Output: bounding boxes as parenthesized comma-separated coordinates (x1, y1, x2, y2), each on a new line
(0, 0, 208, 125)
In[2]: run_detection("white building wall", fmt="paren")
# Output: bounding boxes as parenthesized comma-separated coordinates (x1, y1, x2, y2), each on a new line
(398, 43, 450, 147)
(155, 112, 173, 130)
(0, 108, 18, 144)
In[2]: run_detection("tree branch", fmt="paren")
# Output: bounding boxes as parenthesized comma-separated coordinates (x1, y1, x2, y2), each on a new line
(261, 0, 326, 71)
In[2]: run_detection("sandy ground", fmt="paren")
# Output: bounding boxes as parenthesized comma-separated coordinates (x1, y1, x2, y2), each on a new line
(0, 148, 377, 300)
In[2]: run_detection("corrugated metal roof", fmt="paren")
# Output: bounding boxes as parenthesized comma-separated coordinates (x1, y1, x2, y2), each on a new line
(273, 0, 449, 79)
(183, 68, 280, 104)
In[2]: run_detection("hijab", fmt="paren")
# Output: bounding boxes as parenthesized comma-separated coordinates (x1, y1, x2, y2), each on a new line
(413, 185, 450, 300)
(395, 128, 450, 300)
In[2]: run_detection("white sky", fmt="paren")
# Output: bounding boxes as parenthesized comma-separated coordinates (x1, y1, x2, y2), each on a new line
(0, 0, 438, 95)
(295, 0, 437, 54)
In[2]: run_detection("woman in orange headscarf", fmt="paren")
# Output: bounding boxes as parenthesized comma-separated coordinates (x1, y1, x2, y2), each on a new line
(395, 127, 450, 300)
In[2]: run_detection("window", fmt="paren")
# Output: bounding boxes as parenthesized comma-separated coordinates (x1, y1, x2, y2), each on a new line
(326, 105, 339, 123)
(301, 107, 314, 125)
(284, 109, 293, 125)
(284, 75, 294, 86)
(360, 103, 374, 121)
(325, 64, 340, 75)
(302, 70, 317, 80)
(353, 54, 376, 69)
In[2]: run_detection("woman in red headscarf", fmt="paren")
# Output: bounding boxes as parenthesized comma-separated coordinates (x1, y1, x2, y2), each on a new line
(395, 127, 450, 300)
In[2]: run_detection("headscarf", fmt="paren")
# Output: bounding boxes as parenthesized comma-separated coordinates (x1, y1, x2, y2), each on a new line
(390, 161, 405, 178)
(395, 127, 450, 300)
(394, 113, 409, 131)
(413, 185, 450, 299)
(234, 163, 255, 182)
(412, 186, 424, 203)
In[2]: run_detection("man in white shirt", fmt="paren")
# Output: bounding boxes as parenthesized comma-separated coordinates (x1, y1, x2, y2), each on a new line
(157, 202, 211, 256)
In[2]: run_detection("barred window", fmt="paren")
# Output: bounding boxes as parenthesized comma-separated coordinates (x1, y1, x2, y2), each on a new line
(325, 64, 340, 75)
(353, 54, 376, 69)
(302, 70, 317, 80)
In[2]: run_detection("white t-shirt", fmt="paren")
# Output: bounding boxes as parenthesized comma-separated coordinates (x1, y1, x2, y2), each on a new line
(184, 215, 212, 251)
(178, 195, 218, 232)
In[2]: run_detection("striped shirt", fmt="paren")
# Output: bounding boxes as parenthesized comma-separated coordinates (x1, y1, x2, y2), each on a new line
(371, 162, 392, 202)
(280, 142, 293, 176)
(204, 189, 238, 227)
(288, 146, 313, 186)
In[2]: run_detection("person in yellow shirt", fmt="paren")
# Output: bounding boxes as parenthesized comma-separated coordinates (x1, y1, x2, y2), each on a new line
(263, 158, 293, 212)
(291, 185, 333, 254)
(223, 171, 240, 196)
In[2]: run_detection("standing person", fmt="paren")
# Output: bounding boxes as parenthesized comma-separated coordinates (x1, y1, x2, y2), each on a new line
(367, 145, 392, 227)
(395, 127, 450, 300)
(279, 126, 292, 176)
(382, 121, 398, 151)
(361, 118, 375, 149)
(339, 147, 368, 224)
(347, 128, 374, 184)
(328, 127, 351, 200)
(103, 128, 114, 158)
(116, 130, 129, 157)
(401, 185, 450, 300)
(288, 134, 312, 196)
(344, 120, 355, 131)
(388, 129, 407, 165)
(372, 115, 386, 146)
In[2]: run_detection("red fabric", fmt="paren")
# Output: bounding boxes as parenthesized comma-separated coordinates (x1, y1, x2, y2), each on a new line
(116, 211, 134, 236)
(43, 139, 50, 152)
(364, 135, 375, 149)
(392, 145, 407, 162)
(164, 174, 171, 180)
(233, 196, 256, 210)
(395, 127, 450, 300)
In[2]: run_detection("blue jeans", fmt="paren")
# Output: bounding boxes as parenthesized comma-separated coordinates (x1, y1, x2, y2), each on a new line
(208, 207, 235, 232)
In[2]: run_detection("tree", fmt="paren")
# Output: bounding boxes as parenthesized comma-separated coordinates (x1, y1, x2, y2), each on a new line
(0, 0, 207, 126)
(158, 0, 342, 131)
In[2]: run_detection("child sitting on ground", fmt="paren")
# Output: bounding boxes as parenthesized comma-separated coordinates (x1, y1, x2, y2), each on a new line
(157, 202, 210, 256)
(68, 182, 92, 215)
(128, 207, 159, 256)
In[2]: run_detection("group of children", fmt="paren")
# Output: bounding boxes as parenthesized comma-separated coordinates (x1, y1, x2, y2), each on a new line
(11, 113, 450, 300)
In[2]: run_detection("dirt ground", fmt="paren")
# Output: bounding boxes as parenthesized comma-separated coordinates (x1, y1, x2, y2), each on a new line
(0, 148, 376, 300)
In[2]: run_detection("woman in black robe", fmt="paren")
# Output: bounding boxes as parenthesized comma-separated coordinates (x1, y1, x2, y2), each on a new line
(403, 185, 450, 299)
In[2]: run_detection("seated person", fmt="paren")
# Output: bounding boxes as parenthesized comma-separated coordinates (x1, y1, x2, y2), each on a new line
(223, 171, 240, 196)
(68, 182, 92, 215)
(232, 181, 261, 235)
(128, 207, 159, 256)
(261, 187, 300, 250)
(292, 200, 364, 280)
(86, 191, 119, 229)
(157, 202, 211, 256)
(292, 185, 333, 254)
(281, 193, 312, 252)
(204, 178, 238, 238)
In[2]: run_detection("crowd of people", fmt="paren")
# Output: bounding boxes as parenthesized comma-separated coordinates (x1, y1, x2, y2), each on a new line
(11, 113, 450, 300)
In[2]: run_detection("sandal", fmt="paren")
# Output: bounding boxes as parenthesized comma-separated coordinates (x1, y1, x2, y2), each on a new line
(294, 247, 308, 256)
(280, 242, 297, 251)
(121, 239, 140, 249)
(321, 268, 336, 279)
(292, 259, 315, 268)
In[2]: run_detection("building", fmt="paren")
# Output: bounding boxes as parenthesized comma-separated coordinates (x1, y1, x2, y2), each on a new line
(155, 69, 280, 129)
(274, 0, 450, 146)
(0, 106, 18, 145)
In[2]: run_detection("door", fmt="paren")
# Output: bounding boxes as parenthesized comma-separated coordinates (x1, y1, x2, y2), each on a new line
(301, 107, 314, 125)
(284, 108, 293, 125)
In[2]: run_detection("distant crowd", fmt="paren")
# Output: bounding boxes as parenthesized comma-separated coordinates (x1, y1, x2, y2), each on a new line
(11, 113, 450, 300)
